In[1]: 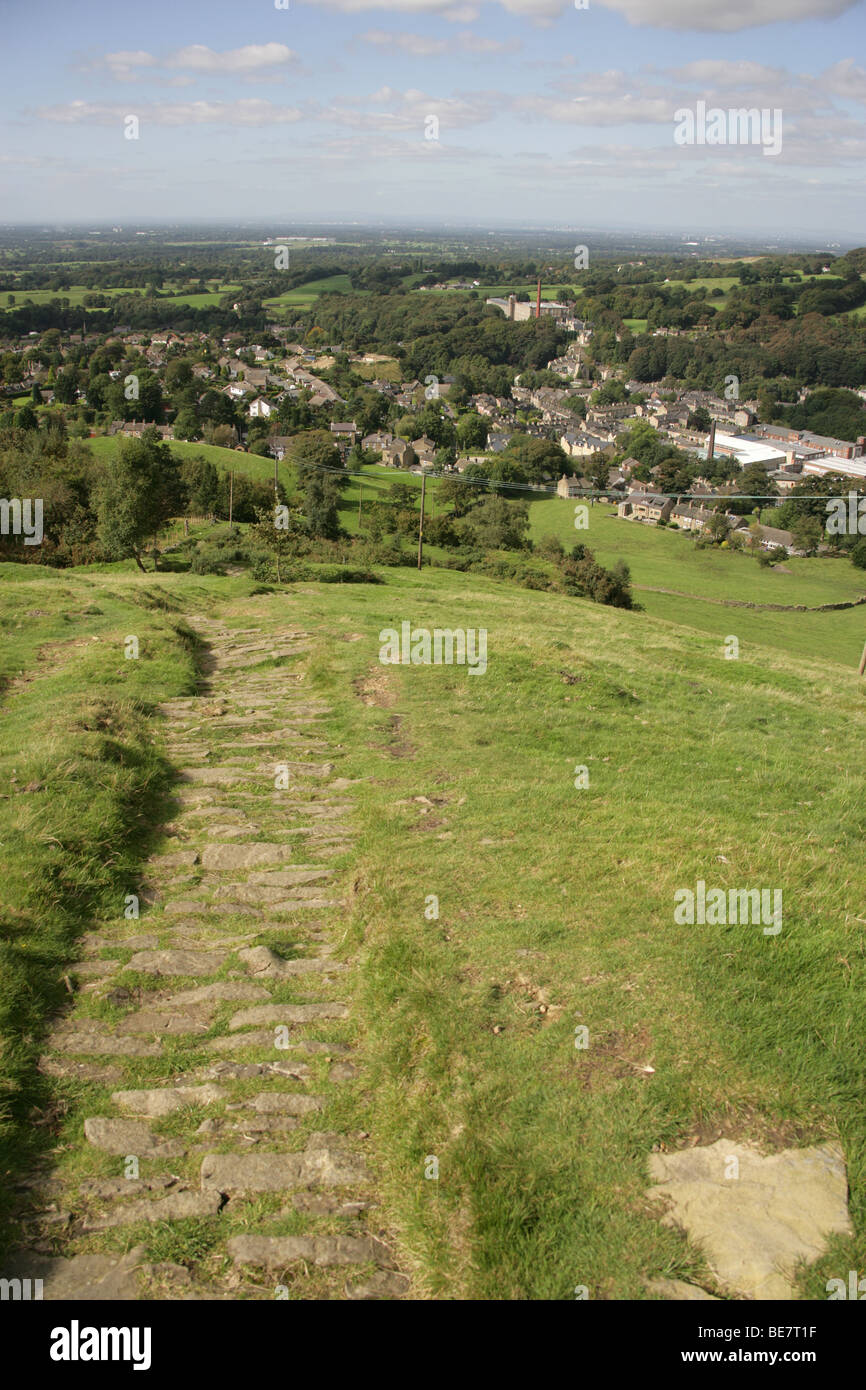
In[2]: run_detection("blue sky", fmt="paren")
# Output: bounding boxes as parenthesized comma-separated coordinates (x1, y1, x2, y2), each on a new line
(1, 0, 864, 237)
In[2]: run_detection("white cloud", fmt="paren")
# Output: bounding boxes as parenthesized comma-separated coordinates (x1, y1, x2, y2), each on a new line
(324, 86, 500, 128)
(91, 44, 298, 82)
(165, 44, 298, 73)
(667, 61, 788, 86)
(36, 100, 303, 127)
(599, 0, 857, 30)
(101, 50, 157, 81)
(822, 59, 866, 104)
(301, 0, 857, 27)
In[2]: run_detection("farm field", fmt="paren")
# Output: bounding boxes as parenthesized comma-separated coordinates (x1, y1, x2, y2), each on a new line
(263, 274, 361, 313)
(1, 283, 241, 310)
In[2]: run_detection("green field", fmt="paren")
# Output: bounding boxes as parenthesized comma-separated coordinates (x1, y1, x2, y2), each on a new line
(86, 434, 277, 485)
(1, 283, 240, 311)
(263, 274, 360, 313)
(661, 276, 739, 297)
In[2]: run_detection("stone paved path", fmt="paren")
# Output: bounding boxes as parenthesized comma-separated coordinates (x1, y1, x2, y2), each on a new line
(7, 618, 410, 1301)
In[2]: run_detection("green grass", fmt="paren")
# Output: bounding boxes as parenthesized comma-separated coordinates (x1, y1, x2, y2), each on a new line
(0, 568, 205, 1248)
(0, 558, 864, 1297)
(263, 274, 359, 313)
(528, 498, 866, 666)
(661, 276, 739, 298)
(1, 283, 241, 312)
(351, 358, 402, 382)
(346, 470, 865, 666)
(86, 434, 277, 485)
(281, 565, 866, 1298)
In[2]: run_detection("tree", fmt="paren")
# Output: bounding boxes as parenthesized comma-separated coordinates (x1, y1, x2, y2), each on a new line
(173, 407, 201, 441)
(457, 495, 530, 550)
(851, 538, 866, 570)
(180, 456, 220, 517)
(286, 431, 346, 540)
(500, 434, 568, 484)
(94, 433, 182, 571)
(251, 502, 301, 583)
(707, 510, 731, 544)
(437, 475, 476, 517)
(727, 465, 777, 516)
(790, 514, 823, 556)
(455, 412, 489, 451)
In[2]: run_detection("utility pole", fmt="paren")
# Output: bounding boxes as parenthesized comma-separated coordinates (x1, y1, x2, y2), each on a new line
(357, 477, 363, 529)
(859, 636, 866, 677)
(228, 470, 233, 528)
(417, 471, 427, 570)
(274, 453, 278, 496)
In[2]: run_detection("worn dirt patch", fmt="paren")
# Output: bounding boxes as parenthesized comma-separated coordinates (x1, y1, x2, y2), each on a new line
(574, 1025, 655, 1092)
(382, 714, 415, 759)
(354, 668, 397, 708)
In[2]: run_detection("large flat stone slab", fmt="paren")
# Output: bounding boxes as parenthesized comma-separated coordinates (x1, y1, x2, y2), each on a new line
(228, 1235, 389, 1270)
(201, 1134, 368, 1192)
(127, 948, 227, 976)
(111, 1085, 228, 1117)
(83, 1190, 222, 1232)
(647, 1137, 853, 1300)
(200, 844, 294, 870)
(46, 1024, 161, 1058)
(247, 869, 333, 886)
(229, 1004, 349, 1029)
(39, 1058, 124, 1084)
(0, 1248, 147, 1300)
(84, 1118, 185, 1158)
(238, 946, 345, 978)
(345, 1270, 411, 1300)
(168, 982, 270, 1006)
(116, 1008, 212, 1036)
(148, 851, 200, 869)
(180, 768, 251, 785)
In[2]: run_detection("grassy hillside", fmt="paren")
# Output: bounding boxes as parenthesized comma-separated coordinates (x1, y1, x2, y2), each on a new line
(1, 560, 864, 1297)
(0, 566, 205, 1240)
(87, 434, 278, 485)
